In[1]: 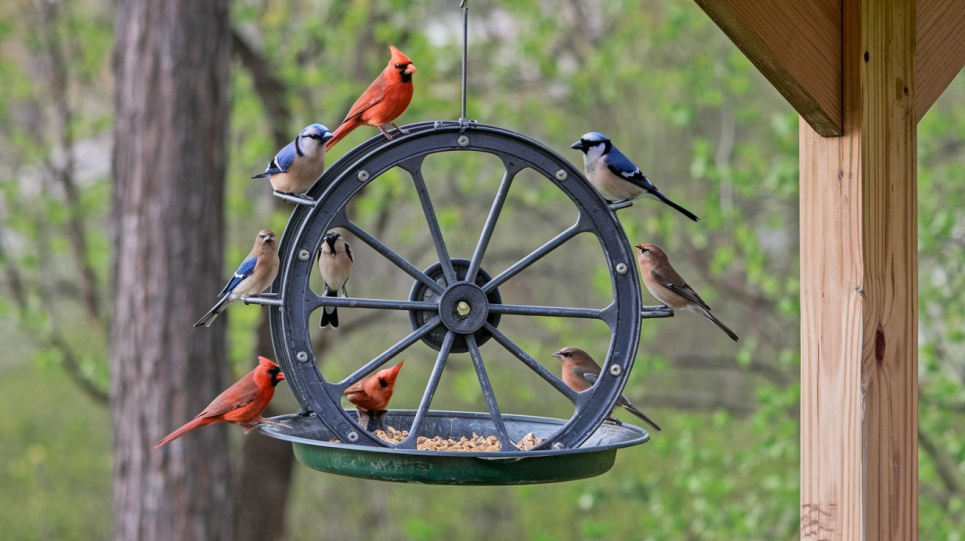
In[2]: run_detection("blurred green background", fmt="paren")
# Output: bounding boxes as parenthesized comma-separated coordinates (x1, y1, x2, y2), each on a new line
(1, 0, 963, 539)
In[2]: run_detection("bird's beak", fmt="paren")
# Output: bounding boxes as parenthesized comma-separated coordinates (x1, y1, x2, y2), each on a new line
(569, 140, 583, 150)
(322, 132, 334, 143)
(551, 350, 563, 357)
(405, 64, 417, 75)
(277, 372, 286, 381)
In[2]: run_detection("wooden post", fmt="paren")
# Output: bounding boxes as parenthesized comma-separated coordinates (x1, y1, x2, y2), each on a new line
(799, 0, 918, 538)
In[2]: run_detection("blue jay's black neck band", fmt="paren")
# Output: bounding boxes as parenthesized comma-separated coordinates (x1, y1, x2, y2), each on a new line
(294, 134, 304, 157)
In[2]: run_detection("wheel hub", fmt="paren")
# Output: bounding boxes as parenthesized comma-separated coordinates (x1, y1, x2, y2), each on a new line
(409, 258, 501, 352)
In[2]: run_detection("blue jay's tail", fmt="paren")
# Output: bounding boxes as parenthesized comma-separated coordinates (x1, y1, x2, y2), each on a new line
(320, 286, 339, 328)
(616, 395, 661, 431)
(651, 189, 699, 222)
(194, 295, 230, 328)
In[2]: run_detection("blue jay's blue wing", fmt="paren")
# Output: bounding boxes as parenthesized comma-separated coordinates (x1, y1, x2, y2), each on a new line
(252, 141, 297, 179)
(217, 256, 257, 297)
(606, 144, 700, 222)
(604, 147, 653, 189)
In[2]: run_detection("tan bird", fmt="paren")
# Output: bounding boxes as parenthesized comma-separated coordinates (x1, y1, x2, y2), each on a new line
(553, 347, 661, 432)
(635, 243, 738, 341)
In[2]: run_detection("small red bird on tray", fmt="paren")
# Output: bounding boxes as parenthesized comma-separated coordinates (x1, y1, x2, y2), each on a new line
(154, 356, 286, 449)
(326, 45, 417, 150)
(344, 361, 404, 431)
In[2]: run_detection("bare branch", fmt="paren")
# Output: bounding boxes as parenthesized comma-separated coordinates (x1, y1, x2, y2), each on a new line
(918, 426, 963, 509)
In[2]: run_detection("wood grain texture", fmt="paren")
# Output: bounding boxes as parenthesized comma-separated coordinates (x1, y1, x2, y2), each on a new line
(916, 0, 965, 121)
(860, 0, 918, 537)
(800, 0, 918, 539)
(693, 0, 842, 136)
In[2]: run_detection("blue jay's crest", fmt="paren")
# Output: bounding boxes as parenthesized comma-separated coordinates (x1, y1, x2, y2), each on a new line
(581, 131, 609, 144)
(570, 131, 611, 152)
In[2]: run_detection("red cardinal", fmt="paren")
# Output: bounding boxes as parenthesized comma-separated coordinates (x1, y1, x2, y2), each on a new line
(154, 356, 286, 449)
(344, 361, 404, 430)
(326, 45, 417, 150)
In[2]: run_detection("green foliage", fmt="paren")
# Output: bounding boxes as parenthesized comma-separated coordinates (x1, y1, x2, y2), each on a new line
(1, 0, 964, 538)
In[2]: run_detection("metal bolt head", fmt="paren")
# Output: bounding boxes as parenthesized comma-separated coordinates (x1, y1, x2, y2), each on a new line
(555, 169, 568, 181)
(357, 170, 370, 182)
(456, 301, 471, 317)
(298, 249, 311, 261)
(615, 262, 628, 275)
(457, 135, 470, 147)
(295, 351, 309, 362)
(609, 364, 622, 376)
(347, 431, 359, 442)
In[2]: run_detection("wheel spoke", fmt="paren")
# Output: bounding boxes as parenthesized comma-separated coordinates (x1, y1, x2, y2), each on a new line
(399, 157, 457, 286)
(642, 305, 674, 318)
(333, 316, 442, 393)
(342, 219, 444, 295)
(488, 303, 604, 319)
(399, 330, 456, 448)
(485, 323, 578, 402)
(465, 334, 513, 448)
(482, 220, 585, 293)
(310, 295, 437, 312)
(466, 162, 521, 284)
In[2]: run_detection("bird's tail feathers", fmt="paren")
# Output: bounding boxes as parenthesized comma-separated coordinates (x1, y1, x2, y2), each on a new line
(193, 296, 229, 328)
(697, 306, 739, 341)
(154, 417, 211, 449)
(325, 120, 357, 151)
(652, 191, 700, 222)
(320, 307, 339, 328)
(619, 398, 661, 432)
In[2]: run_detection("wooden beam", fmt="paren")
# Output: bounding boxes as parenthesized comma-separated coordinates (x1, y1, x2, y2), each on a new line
(916, 0, 965, 121)
(693, 0, 842, 136)
(800, 0, 918, 538)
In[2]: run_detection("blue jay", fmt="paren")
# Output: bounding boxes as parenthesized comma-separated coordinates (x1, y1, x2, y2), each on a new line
(317, 231, 354, 328)
(194, 230, 280, 328)
(570, 132, 699, 222)
(253, 124, 334, 198)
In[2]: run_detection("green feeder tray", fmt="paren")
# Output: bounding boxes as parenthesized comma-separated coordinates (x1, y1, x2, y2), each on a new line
(260, 410, 650, 485)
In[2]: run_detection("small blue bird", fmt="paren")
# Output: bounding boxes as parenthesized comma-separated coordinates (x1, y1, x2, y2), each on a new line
(253, 124, 334, 198)
(194, 230, 280, 328)
(317, 231, 354, 328)
(570, 132, 698, 222)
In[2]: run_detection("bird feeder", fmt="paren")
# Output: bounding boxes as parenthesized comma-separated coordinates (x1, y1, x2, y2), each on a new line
(246, 2, 672, 485)
(249, 121, 673, 485)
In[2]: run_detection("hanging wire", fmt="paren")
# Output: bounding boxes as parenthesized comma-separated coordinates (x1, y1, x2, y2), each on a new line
(459, 0, 469, 128)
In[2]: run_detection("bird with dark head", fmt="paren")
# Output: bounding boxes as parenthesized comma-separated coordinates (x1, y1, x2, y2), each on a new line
(154, 356, 286, 449)
(326, 45, 417, 150)
(194, 229, 279, 328)
(252, 123, 334, 198)
(317, 231, 354, 328)
(344, 361, 404, 431)
(635, 243, 738, 341)
(570, 131, 698, 221)
(553, 346, 661, 432)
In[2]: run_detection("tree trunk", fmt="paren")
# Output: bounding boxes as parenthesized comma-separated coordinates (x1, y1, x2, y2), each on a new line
(234, 314, 296, 541)
(111, 1, 231, 540)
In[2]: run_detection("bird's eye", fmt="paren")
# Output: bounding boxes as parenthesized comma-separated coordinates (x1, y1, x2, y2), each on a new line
(395, 63, 406, 69)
